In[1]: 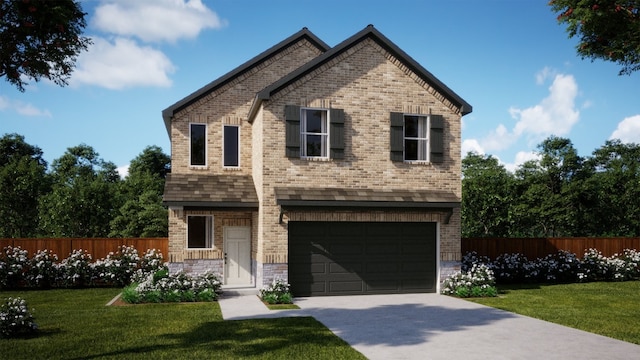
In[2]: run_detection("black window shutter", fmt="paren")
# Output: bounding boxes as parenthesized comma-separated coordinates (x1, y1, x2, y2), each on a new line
(285, 105, 300, 158)
(430, 115, 444, 164)
(329, 108, 345, 159)
(390, 112, 404, 161)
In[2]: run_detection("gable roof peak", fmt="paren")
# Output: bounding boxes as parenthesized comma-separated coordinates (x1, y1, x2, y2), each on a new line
(248, 25, 472, 121)
(161, 27, 330, 136)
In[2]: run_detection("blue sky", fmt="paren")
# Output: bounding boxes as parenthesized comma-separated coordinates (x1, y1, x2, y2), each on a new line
(1, 0, 639, 175)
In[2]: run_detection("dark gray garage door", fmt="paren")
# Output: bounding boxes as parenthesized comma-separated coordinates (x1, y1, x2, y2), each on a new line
(288, 222, 437, 296)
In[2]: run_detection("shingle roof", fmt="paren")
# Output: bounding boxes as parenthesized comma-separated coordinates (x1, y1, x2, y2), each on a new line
(163, 173, 258, 208)
(161, 27, 330, 135)
(248, 24, 472, 121)
(274, 187, 460, 208)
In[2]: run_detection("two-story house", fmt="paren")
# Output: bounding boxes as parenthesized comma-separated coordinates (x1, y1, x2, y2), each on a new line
(162, 25, 472, 296)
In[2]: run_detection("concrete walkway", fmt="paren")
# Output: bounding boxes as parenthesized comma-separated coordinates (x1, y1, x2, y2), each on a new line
(218, 293, 640, 360)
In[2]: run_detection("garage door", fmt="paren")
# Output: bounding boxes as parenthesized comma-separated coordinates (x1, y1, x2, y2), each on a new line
(288, 222, 437, 296)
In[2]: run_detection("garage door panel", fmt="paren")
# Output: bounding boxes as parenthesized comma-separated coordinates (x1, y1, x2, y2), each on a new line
(330, 281, 364, 293)
(289, 221, 437, 296)
(329, 262, 363, 273)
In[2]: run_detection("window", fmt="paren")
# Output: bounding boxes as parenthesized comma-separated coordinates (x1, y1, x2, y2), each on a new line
(390, 112, 444, 163)
(301, 108, 328, 158)
(190, 123, 206, 166)
(187, 215, 213, 249)
(285, 105, 344, 159)
(404, 115, 429, 161)
(223, 125, 240, 167)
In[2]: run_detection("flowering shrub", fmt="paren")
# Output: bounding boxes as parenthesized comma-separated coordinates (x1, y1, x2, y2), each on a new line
(0, 297, 37, 338)
(57, 249, 93, 287)
(122, 270, 222, 304)
(25, 250, 59, 288)
(0, 246, 29, 289)
(492, 253, 530, 283)
(441, 264, 498, 298)
(0, 245, 167, 290)
(260, 278, 293, 304)
(534, 250, 580, 283)
(462, 249, 640, 285)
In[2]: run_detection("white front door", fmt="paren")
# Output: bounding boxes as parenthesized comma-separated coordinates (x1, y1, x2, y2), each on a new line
(224, 226, 251, 285)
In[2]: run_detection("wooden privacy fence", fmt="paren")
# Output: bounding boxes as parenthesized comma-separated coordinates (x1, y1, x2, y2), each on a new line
(0, 238, 168, 262)
(462, 237, 640, 260)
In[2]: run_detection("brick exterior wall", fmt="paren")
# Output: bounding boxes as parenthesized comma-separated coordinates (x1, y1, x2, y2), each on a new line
(167, 35, 464, 291)
(254, 39, 463, 288)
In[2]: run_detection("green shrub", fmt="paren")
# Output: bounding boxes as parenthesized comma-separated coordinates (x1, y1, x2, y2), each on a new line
(442, 264, 498, 298)
(0, 297, 37, 338)
(121, 284, 141, 304)
(260, 278, 293, 304)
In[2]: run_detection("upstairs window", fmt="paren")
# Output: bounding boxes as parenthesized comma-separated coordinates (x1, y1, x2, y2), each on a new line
(187, 215, 213, 249)
(301, 108, 328, 158)
(390, 112, 444, 163)
(404, 115, 429, 161)
(284, 105, 344, 159)
(223, 125, 240, 167)
(190, 123, 206, 166)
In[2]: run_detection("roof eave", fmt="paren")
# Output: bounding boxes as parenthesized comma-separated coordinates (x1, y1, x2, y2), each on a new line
(162, 27, 331, 136)
(254, 25, 472, 116)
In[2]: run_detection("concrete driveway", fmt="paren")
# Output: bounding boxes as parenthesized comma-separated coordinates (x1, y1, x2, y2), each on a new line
(219, 293, 640, 360)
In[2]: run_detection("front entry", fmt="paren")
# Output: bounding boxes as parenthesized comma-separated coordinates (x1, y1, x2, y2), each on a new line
(224, 226, 252, 285)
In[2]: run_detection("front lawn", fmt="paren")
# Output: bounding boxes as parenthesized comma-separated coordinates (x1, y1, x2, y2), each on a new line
(468, 281, 640, 345)
(0, 288, 365, 359)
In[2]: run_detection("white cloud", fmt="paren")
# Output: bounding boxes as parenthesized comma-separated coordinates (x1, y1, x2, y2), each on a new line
(72, 36, 175, 89)
(117, 164, 130, 178)
(470, 72, 580, 156)
(610, 115, 640, 144)
(461, 138, 484, 156)
(510, 73, 579, 139)
(92, 0, 226, 43)
(535, 66, 555, 85)
(503, 151, 540, 173)
(0, 95, 52, 117)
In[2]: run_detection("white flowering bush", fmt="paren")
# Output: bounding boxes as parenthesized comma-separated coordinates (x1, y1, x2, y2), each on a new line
(0, 245, 167, 290)
(533, 250, 580, 283)
(461, 251, 491, 272)
(492, 253, 530, 283)
(122, 270, 222, 304)
(0, 297, 37, 338)
(260, 278, 293, 304)
(25, 250, 59, 288)
(442, 264, 498, 298)
(0, 246, 29, 289)
(462, 248, 640, 285)
(57, 249, 93, 287)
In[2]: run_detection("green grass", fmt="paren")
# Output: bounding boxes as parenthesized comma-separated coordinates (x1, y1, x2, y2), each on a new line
(0, 288, 366, 359)
(468, 281, 640, 345)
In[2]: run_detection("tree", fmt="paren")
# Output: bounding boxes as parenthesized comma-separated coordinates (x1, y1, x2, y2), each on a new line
(38, 145, 121, 237)
(550, 0, 640, 75)
(0, 133, 48, 237)
(461, 153, 514, 237)
(585, 140, 640, 235)
(109, 146, 170, 237)
(0, 0, 91, 91)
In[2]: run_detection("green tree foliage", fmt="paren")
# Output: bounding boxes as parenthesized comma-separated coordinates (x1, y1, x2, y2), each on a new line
(463, 136, 640, 237)
(549, 0, 640, 75)
(0, 0, 92, 91)
(462, 153, 513, 237)
(38, 145, 121, 237)
(109, 146, 170, 237)
(0, 134, 48, 237)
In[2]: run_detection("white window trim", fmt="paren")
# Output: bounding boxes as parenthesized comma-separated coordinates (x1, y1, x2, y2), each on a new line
(186, 215, 214, 249)
(222, 124, 241, 169)
(300, 107, 329, 159)
(189, 122, 207, 168)
(403, 114, 431, 163)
